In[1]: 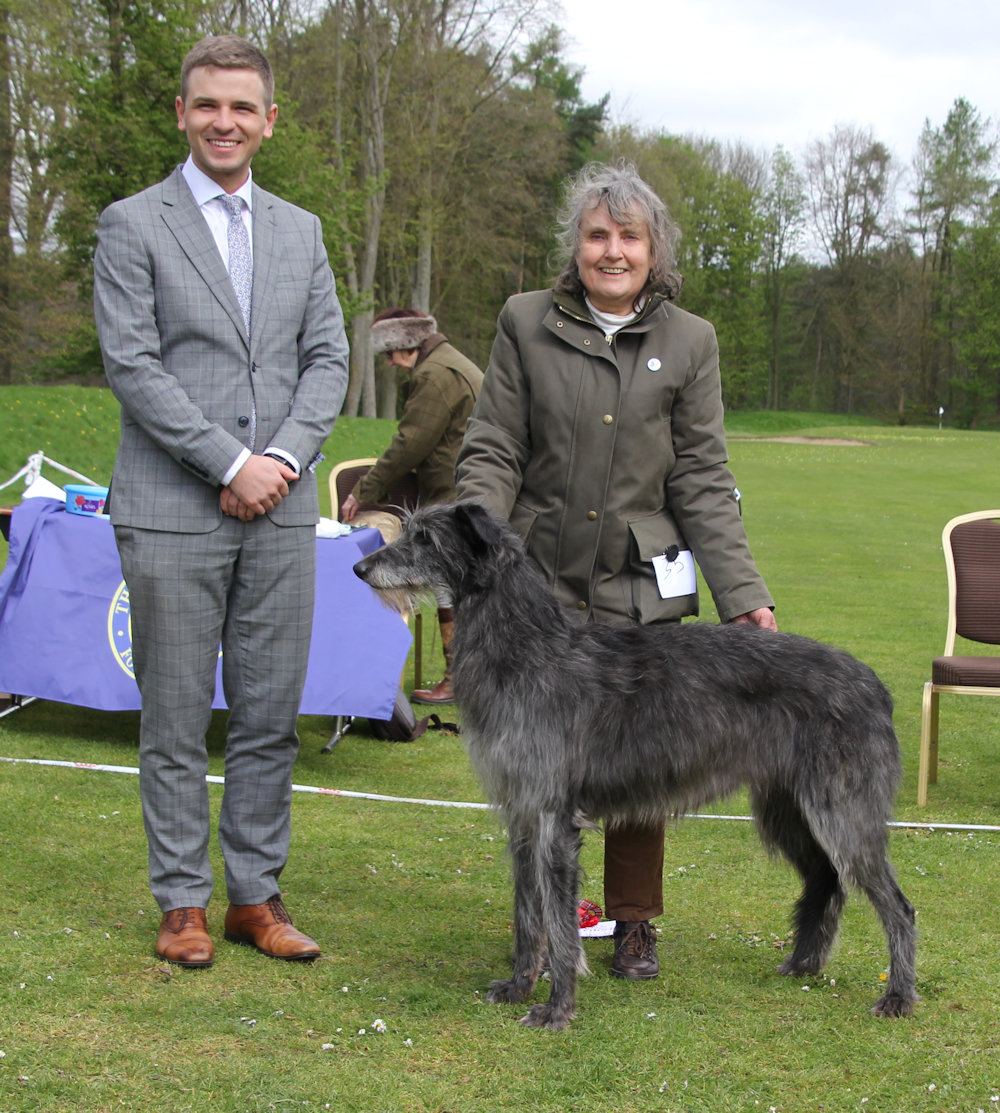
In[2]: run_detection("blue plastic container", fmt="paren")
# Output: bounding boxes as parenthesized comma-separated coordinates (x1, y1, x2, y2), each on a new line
(65, 484, 109, 516)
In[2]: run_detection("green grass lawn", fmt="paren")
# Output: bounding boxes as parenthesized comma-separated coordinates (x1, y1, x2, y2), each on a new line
(2, 389, 1000, 1112)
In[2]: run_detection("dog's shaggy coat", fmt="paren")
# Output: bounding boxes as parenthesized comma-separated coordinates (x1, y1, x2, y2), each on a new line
(354, 502, 917, 1029)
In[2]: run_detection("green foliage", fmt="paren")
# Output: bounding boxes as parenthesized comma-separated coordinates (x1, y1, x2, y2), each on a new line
(54, 0, 213, 286)
(760, 146, 807, 408)
(682, 168, 768, 407)
(512, 24, 608, 172)
(908, 97, 999, 418)
(6, 5, 1000, 432)
(252, 112, 371, 324)
(950, 195, 1000, 426)
(602, 132, 770, 406)
(3, 392, 1000, 1110)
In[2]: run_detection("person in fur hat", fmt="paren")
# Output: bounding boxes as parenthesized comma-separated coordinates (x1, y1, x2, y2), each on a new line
(341, 307, 483, 704)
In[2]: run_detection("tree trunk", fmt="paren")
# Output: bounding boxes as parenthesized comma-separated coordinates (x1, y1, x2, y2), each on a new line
(413, 209, 432, 315)
(0, 4, 13, 384)
(336, 0, 394, 418)
(811, 327, 822, 410)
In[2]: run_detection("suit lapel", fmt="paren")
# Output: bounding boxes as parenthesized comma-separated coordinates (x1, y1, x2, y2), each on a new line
(250, 184, 276, 351)
(160, 167, 249, 346)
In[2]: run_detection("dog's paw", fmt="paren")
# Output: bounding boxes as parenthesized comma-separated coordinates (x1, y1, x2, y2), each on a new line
(777, 955, 822, 977)
(518, 1002, 573, 1030)
(486, 977, 532, 1004)
(871, 992, 915, 1018)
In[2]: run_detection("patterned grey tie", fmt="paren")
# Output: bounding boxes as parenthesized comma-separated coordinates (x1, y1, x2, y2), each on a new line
(219, 193, 256, 449)
(219, 193, 252, 330)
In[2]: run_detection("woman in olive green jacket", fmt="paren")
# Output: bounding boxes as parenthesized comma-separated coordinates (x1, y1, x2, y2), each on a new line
(342, 308, 483, 704)
(456, 160, 776, 982)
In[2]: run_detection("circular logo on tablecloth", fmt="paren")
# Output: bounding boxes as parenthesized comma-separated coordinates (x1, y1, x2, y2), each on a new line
(107, 581, 134, 678)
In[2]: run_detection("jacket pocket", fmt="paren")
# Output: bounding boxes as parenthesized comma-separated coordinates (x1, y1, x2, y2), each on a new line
(626, 511, 698, 623)
(509, 500, 540, 545)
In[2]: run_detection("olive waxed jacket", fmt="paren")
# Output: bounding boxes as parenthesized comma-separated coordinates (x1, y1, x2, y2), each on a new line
(455, 288, 773, 626)
(354, 336, 483, 508)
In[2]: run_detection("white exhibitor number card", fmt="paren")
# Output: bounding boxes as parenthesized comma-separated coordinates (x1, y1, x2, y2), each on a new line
(652, 549, 696, 599)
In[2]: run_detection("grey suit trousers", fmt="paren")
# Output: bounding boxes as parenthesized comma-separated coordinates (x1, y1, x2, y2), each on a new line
(116, 514, 315, 911)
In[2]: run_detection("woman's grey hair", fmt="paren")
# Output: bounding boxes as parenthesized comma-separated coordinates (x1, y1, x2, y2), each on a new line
(553, 160, 683, 306)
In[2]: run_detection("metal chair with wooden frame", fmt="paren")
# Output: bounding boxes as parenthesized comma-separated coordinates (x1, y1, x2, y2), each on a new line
(918, 509, 1000, 806)
(328, 458, 424, 690)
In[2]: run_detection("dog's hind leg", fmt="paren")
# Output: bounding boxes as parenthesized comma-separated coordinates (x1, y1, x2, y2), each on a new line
(761, 788, 917, 1017)
(751, 788, 846, 976)
(486, 814, 547, 1007)
(516, 810, 585, 1031)
(855, 859, 917, 1018)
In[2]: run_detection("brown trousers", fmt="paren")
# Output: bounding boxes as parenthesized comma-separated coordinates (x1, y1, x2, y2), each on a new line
(603, 819, 666, 921)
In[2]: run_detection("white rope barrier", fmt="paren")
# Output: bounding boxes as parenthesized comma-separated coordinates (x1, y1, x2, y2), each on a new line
(2, 754, 999, 832)
(0, 451, 99, 493)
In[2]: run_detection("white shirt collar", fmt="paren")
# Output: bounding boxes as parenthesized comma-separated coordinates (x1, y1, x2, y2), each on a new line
(181, 155, 254, 210)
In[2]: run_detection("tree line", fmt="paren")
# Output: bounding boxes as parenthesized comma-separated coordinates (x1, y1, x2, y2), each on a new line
(2, 0, 998, 427)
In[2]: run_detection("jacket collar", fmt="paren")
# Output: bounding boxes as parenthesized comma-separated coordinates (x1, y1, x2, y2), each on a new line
(551, 288, 668, 332)
(414, 332, 447, 368)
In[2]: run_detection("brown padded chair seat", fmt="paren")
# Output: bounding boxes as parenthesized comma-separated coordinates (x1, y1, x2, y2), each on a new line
(932, 656, 1000, 686)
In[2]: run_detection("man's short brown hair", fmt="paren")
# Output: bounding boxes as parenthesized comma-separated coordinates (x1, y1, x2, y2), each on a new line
(180, 34, 274, 105)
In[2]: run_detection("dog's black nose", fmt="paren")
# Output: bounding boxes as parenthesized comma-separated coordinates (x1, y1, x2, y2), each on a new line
(353, 556, 372, 582)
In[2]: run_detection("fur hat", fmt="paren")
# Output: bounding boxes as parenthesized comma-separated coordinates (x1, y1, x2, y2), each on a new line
(370, 311, 438, 354)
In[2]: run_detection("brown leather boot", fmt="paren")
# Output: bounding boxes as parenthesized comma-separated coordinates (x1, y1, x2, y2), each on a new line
(155, 907, 214, 968)
(411, 606, 454, 704)
(610, 920, 659, 980)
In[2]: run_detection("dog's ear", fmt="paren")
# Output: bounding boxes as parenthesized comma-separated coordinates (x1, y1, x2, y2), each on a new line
(451, 501, 522, 591)
(452, 501, 504, 554)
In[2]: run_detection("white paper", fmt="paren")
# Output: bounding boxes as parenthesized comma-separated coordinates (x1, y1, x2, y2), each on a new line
(23, 475, 67, 501)
(651, 549, 696, 599)
(579, 920, 617, 938)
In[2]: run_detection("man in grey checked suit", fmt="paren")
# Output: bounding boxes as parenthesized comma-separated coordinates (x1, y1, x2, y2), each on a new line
(93, 35, 349, 967)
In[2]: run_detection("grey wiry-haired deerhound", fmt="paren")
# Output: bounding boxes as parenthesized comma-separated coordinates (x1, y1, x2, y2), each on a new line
(354, 502, 917, 1029)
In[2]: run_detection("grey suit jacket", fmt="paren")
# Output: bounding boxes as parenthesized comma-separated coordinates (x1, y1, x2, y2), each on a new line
(94, 165, 349, 531)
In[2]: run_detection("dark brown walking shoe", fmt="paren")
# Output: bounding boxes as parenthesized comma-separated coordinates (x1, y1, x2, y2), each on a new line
(610, 920, 659, 980)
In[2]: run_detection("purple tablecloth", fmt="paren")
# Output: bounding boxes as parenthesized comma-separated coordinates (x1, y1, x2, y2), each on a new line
(0, 498, 411, 719)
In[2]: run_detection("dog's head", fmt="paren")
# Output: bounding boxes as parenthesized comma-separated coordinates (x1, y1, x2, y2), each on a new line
(353, 500, 522, 612)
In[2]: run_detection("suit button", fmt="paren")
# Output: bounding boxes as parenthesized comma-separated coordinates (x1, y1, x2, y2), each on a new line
(602, 414, 613, 424)
(238, 416, 250, 427)
(587, 510, 597, 521)
(576, 600, 588, 611)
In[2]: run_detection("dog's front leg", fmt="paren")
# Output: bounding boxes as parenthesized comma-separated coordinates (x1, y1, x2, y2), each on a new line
(486, 813, 546, 1007)
(517, 811, 585, 1031)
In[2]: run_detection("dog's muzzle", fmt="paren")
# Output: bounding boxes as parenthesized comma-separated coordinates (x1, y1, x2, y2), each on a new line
(353, 554, 376, 584)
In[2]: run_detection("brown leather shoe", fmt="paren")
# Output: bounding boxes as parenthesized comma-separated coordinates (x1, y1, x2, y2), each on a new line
(412, 606, 455, 704)
(610, 920, 659, 980)
(410, 674, 454, 704)
(155, 907, 214, 968)
(224, 896, 321, 960)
